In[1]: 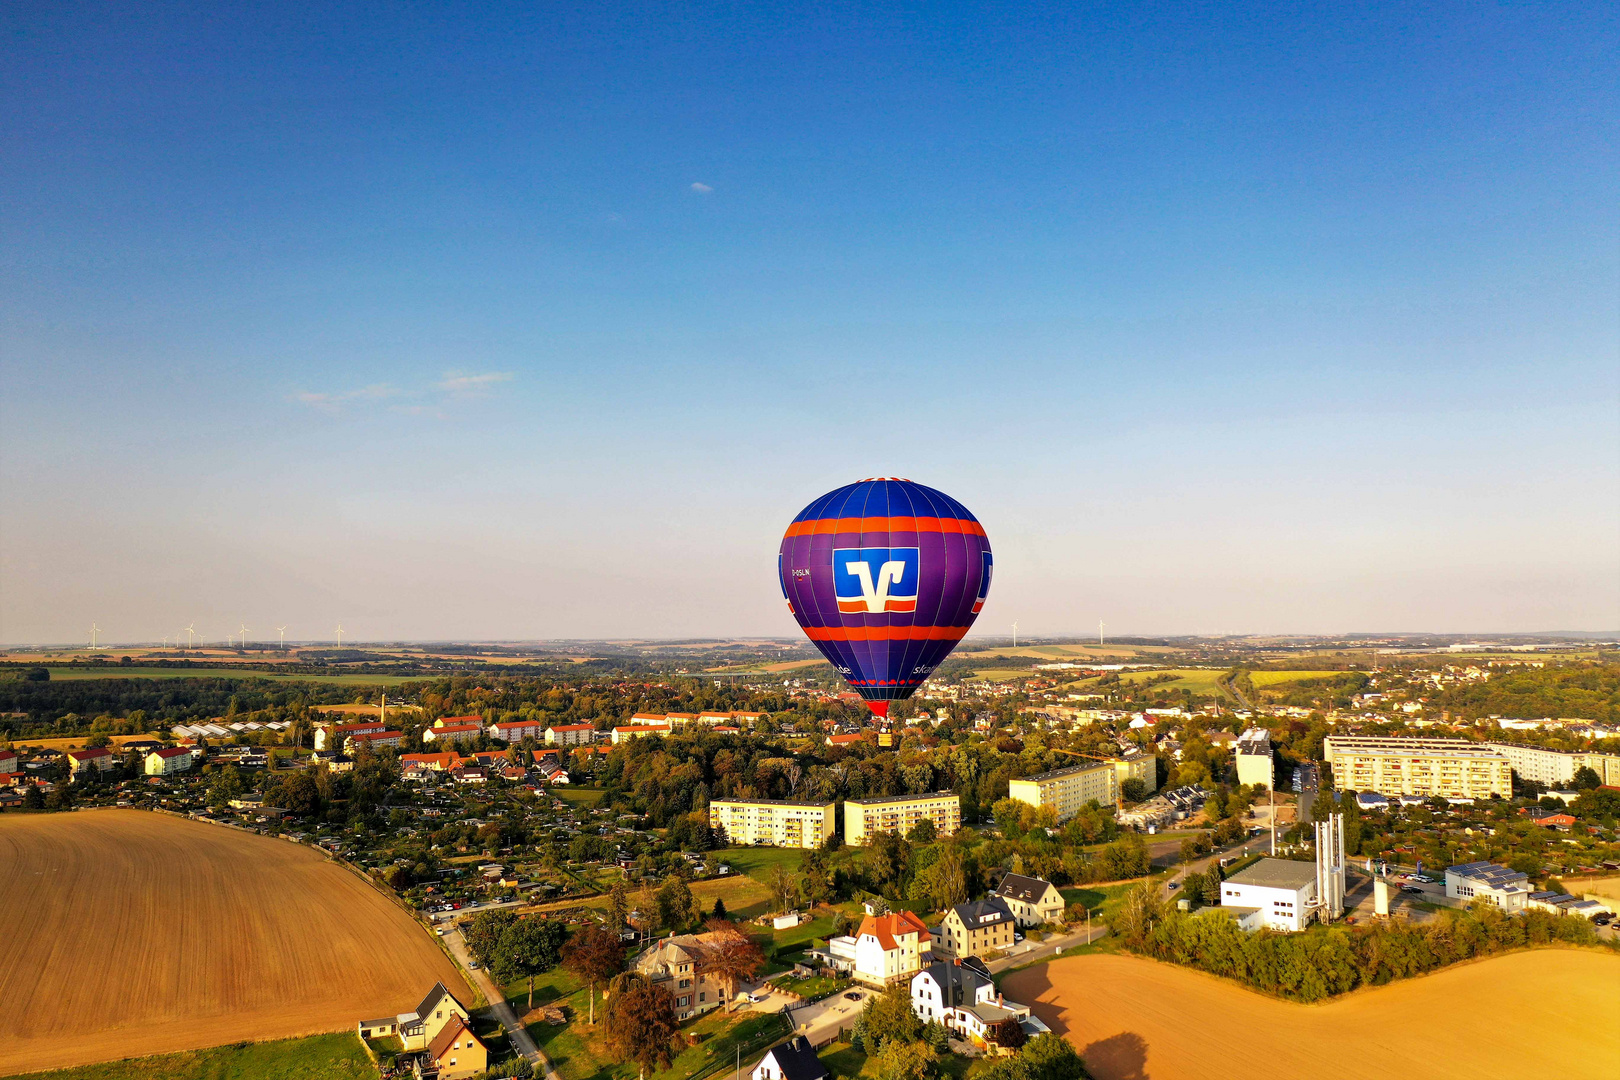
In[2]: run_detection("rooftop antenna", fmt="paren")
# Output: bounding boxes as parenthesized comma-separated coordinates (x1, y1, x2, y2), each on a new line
(90, 623, 100, 650)
(1011, 621, 1018, 648)
(335, 624, 344, 647)
(276, 626, 287, 650)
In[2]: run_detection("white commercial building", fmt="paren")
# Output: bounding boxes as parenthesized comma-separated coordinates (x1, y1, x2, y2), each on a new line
(1444, 862, 1530, 911)
(1219, 858, 1319, 932)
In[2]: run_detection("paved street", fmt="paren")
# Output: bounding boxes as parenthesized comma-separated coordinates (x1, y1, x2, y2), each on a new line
(442, 925, 558, 1080)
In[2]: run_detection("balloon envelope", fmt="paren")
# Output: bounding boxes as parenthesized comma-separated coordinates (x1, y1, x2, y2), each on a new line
(779, 478, 992, 716)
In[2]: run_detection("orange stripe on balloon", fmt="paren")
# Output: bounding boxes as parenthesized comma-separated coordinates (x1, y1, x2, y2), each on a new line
(782, 516, 985, 538)
(800, 626, 970, 642)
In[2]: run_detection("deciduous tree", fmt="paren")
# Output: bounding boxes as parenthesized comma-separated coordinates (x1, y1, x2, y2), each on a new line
(603, 974, 679, 1080)
(562, 923, 628, 1025)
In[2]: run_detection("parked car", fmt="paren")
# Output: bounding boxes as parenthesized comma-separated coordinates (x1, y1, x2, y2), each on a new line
(1400, 884, 1424, 894)
(1168, 881, 1181, 890)
(844, 991, 863, 1001)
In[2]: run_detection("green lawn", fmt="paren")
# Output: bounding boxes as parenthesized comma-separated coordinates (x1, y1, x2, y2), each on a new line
(553, 787, 607, 808)
(42, 666, 426, 686)
(508, 967, 790, 1080)
(13, 1034, 376, 1080)
(769, 973, 851, 1000)
(1060, 880, 1146, 924)
(713, 846, 804, 886)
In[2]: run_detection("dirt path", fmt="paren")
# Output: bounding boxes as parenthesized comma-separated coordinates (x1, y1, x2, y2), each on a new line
(1004, 949, 1620, 1080)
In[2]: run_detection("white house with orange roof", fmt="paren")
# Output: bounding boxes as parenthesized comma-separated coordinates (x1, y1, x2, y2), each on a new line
(851, 908, 932, 986)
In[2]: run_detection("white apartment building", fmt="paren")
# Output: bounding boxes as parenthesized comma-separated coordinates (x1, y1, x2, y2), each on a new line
(708, 799, 836, 849)
(1322, 736, 1512, 800)
(1219, 858, 1319, 932)
(1234, 727, 1274, 789)
(1485, 743, 1620, 788)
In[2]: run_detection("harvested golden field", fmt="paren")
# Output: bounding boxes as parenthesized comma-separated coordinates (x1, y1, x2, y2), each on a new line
(0, 809, 469, 1076)
(1005, 949, 1620, 1080)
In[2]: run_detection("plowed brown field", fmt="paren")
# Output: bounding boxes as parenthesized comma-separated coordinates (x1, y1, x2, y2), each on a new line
(0, 810, 469, 1076)
(1005, 950, 1620, 1080)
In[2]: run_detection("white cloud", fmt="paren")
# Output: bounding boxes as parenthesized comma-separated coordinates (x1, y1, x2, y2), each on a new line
(689, 182, 714, 194)
(292, 384, 402, 413)
(436, 371, 514, 395)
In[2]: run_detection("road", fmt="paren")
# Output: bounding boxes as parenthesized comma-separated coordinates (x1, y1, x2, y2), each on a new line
(442, 925, 558, 1080)
(1161, 833, 1273, 898)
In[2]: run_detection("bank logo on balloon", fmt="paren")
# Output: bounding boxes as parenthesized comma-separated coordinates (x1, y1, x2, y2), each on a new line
(833, 547, 920, 613)
(973, 550, 993, 614)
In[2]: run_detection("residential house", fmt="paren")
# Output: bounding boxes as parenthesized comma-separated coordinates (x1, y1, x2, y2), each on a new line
(144, 747, 194, 776)
(851, 909, 932, 986)
(752, 1037, 827, 1080)
(634, 933, 731, 1019)
(401, 752, 464, 773)
(0, 749, 16, 781)
(358, 982, 471, 1052)
(826, 732, 864, 749)
(993, 874, 1064, 928)
(422, 1015, 487, 1079)
(66, 747, 116, 776)
(934, 898, 1016, 959)
(909, 958, 1038, 1051)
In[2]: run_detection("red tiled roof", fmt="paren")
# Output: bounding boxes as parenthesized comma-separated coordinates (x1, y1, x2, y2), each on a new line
(549, 724, 595, 732)
(428, 1015, 478, 1061)
(151, 747, 191, 759)
(69, 747, 112, 759)
(436, 715, 483, 726)
(857, 909, 931, 951)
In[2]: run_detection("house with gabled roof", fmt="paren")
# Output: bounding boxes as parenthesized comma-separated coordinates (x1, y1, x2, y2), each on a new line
(421, 1014, 487, 1079)
(751, 1036, 827, 1080)
(358, 981, 472, 1052)
(852, 909, 931, 986)
(935, 897, 1016, 959)
(909, 957, 1042, 1052)
(993, 873, 1064, 928)
(66, 746, 115, 775)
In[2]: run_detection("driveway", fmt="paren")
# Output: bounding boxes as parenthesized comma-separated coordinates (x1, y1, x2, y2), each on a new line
(442, 925, 558, 1080)
(786, 987, 868, 1047)
(985, 923, 1108, 974)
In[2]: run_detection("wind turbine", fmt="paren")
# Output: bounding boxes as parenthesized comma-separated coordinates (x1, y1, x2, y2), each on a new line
(1099, 619, 1106, 646)
(1011, 621, 1018, 648)
(184, 624, 196, 649)
(276, 626, 287, 651)
(90, 623, 100, 650)
(238, 624, 249, 648)
(334, 624, 344, 647)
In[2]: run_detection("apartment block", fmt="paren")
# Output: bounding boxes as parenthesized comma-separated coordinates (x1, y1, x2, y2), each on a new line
(1235, 727, 1274, 790)
(1007, 762, 1116, 823)
(1322, 736, 1512, 800)
(1486, 743, 1620, 788)
(844, 792, 962, 845)
(709, 799, 836, 849)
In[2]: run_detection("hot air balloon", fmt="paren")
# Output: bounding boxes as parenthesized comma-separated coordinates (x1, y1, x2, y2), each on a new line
(778, 478, 992, 718)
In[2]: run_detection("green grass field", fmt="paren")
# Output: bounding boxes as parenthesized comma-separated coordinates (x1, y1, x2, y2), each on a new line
(40, 666, 427, 686)
(712, 846, 804, 885)
(12, 1034, 377, 1080)
(552, 787, 607, 808)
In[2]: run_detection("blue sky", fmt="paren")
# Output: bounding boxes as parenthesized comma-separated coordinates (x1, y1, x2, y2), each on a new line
(2, 2, 1616, 644)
